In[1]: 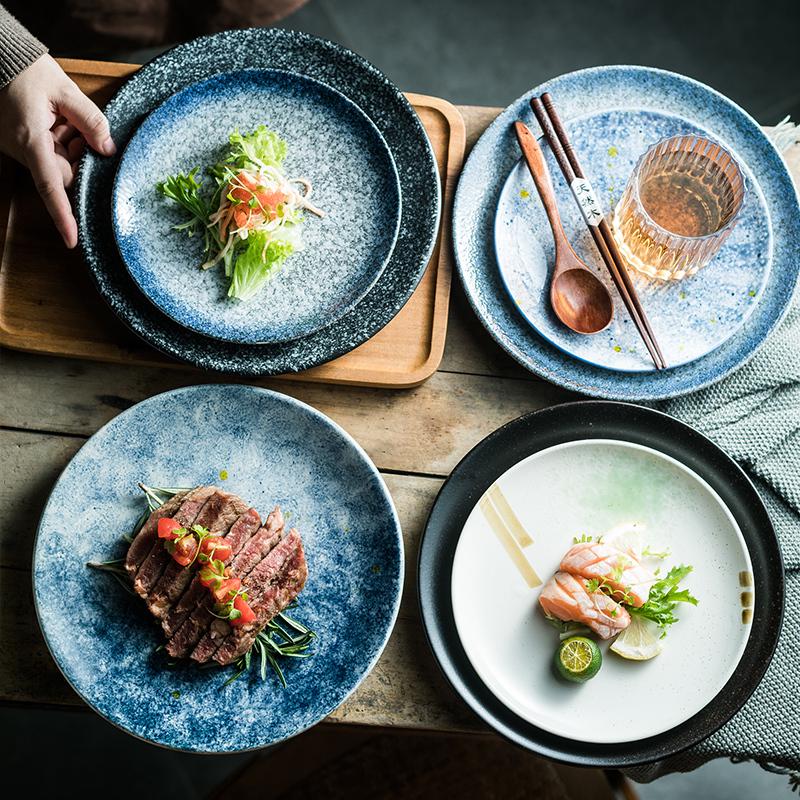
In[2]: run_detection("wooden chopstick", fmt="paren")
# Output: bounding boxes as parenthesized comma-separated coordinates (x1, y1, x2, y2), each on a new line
(539, 93, 667, 369)
(529, 95, 667, 370)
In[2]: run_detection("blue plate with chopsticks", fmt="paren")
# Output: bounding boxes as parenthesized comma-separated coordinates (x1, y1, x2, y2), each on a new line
(454, 66, 800, 399)
(32, 385, 403, 752)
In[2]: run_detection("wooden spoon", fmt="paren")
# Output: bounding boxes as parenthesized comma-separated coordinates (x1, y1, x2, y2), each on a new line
(513, 121, 613, 335)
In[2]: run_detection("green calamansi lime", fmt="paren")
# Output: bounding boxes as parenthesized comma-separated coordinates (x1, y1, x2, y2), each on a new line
(555, 636, 602, 683)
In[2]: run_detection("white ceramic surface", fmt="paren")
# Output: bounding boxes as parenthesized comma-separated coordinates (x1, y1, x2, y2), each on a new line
(451, 439, 753, 744)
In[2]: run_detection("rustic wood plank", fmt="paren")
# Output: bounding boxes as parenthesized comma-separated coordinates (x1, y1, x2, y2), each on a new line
(0, 352, 571, 477)
(0, 429, 437, 618)
(0, 565, 479, 730)
(0, 430, 83, 570)
(440, 279, 531, 378)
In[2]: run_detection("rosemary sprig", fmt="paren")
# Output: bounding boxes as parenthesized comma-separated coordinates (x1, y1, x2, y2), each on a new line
(138, 483, 189, 512)
(86, 558, 135, 596)
(223, 606, 316, 688)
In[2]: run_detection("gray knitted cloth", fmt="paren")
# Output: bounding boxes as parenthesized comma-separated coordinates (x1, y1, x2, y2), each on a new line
(626, 295, 800, 784)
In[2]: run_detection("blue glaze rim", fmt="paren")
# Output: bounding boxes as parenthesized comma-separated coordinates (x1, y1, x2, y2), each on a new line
(111, 68, 402, 345)
(75, 28, 441, 375)
(32, 384, 404, 753)
(453, 65, 800, 400)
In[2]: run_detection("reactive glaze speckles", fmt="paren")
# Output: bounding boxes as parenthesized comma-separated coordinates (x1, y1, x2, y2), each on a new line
(33, 385, 403, 752)
(113, 70, 401, 344)
(76, 28, 440, 374)
(454, 66, 800, 400)
(495, 109, 771, 372)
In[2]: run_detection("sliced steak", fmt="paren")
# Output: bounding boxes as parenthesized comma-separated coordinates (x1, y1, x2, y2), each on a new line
(208, 529, 307, 666)
(132, 486, 216, 596)
(166, 525, 284, 660)
(147, 493, 250, 619)
(159, 507, 263, 636)
(124, 490, 188, 579)
(126, 486, 309, 671)
(229, 507, 284, 575)
(187, 525, 285, 662)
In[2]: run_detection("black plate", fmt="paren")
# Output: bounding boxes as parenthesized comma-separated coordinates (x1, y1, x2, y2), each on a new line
(75, 28, 441, 375)
(418, 401, 783, 767)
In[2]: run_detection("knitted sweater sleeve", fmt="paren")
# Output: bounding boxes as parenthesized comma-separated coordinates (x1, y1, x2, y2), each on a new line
(0, 5, 47, 89)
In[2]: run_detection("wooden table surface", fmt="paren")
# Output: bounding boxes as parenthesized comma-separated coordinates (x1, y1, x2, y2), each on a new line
(1, 106, 797, 736)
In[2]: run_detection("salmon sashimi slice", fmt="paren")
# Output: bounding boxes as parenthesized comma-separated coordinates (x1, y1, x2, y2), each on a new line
(559, 541, 655, 607)
(539, 572, 631, 640)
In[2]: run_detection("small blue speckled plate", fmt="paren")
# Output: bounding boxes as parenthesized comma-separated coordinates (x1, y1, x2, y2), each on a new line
(495, 110, 769, 372)
(33, 385, 403, 753)
(112, 69, 401, 344)
(454, 66, 800, 399)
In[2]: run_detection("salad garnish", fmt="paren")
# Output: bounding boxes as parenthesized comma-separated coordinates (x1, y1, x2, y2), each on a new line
(539, 525, 698, 681)
(629, 564, 698, 636)
(157, 126, 324, 301)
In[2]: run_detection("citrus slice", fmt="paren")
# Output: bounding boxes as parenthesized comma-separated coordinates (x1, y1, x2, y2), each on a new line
(555, 636, 602, 682)
(599, 522, 645, 558)
(610, 615, 663, 661)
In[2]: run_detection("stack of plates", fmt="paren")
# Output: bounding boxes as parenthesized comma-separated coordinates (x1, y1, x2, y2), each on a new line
(77, 29, 441, 374)
(418, 402, 784, 766)
(453, 66, 800, 401)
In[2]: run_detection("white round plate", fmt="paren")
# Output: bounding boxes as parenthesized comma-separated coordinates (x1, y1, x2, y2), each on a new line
(451, 439, 753, 745)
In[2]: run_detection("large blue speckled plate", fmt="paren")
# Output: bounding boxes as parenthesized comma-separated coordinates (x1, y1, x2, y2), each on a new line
(454, 66, 800, 399)
(33, 385, 403, 753)
(112, 69, 401, 345)
(76, 29, 440, 375)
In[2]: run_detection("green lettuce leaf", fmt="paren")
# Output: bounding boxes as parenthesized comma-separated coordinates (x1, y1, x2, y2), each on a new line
(228, 229, 297, 301)
(225, 126, 287, 172)
(630, 564, 698, 635)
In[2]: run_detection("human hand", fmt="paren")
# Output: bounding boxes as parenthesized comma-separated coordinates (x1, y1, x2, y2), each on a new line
(0, 53, 116, 248)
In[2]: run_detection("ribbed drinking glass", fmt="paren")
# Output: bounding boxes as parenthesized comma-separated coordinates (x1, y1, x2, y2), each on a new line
(612, 134, 746, 281)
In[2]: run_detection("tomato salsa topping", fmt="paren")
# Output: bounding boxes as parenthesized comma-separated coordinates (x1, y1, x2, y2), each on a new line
(158, 518, 255, 626)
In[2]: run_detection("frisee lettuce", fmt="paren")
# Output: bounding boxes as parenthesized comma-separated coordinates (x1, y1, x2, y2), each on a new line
(156, 169, 221, 259)
(630, 564, 698, 635)
(225, 126, 287, 172)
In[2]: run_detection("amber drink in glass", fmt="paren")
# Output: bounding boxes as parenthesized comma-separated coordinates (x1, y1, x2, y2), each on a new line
(612, 135, 746, 281)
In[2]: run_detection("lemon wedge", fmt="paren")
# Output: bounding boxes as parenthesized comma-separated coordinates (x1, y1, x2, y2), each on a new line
(610, 615, 663, 661)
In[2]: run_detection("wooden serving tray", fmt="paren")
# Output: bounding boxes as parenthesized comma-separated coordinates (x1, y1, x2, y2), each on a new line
(0, 59, 465, 388)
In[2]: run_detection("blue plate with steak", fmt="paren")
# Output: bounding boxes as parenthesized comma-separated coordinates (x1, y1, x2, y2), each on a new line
(33, 385, 403, 752)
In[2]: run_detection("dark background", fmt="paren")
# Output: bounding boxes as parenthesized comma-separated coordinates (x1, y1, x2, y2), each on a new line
(5, 0, 799, 797)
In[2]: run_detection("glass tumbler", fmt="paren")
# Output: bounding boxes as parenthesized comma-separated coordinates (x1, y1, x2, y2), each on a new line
(612, 135, 746, 281)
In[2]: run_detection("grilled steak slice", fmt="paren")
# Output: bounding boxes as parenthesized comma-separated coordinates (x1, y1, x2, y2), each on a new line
(147, 493, 250, 619)
(132, 486, 216, 596)
(126, 486, 309, 672)
(228, 507, 285, 575)
(208, 529, 307, 666)
(187, 524, 285, 663)
(159, 507, 263, 636)
(124, 490, 188, 579)
(166, 523, 284, 659)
